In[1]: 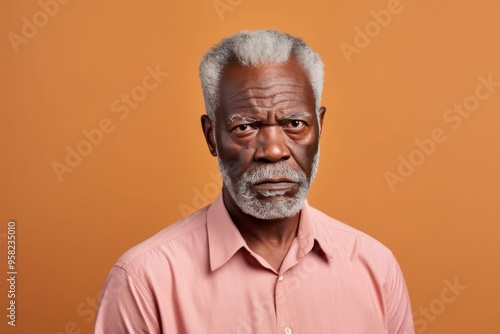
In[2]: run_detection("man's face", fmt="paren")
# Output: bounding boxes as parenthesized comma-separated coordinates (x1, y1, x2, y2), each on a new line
(204, 57, 325, 220)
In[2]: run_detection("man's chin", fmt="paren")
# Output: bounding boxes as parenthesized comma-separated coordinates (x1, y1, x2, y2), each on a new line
(236, 194, 304, 220)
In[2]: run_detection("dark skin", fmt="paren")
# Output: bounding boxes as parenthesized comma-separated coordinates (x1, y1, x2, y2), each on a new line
(201, 57, 326, 272)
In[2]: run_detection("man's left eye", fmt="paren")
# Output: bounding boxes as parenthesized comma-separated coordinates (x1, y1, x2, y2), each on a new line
(287, 120, 305, 128)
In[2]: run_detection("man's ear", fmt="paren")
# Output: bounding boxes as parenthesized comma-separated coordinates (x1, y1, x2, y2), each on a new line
(201, 115, 217, 156)
(318, 106, 326, 136)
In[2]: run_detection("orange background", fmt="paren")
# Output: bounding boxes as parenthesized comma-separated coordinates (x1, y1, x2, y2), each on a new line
(1, 0, 499, 333)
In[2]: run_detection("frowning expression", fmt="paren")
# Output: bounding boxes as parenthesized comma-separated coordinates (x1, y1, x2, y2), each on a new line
(202, 57, 326, 219)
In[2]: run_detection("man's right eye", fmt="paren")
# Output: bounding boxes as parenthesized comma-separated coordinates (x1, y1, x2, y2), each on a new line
(234, 124, 251, 132)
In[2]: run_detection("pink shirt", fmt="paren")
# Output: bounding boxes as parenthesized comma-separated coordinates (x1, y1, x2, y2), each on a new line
(94, 194, 414, 334)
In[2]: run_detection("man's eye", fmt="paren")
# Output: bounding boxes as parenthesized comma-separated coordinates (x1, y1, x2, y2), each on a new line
(234, 124, 251, 132)
(287, 120, 305, 128)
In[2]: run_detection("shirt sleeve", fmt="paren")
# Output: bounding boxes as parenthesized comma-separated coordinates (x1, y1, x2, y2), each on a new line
(385, 253, 415, 334)
(94, 265, 160, 334)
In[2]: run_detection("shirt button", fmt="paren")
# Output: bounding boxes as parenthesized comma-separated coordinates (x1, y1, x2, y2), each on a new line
(284, 327, 292, 334)
(278, 275, 284, 282)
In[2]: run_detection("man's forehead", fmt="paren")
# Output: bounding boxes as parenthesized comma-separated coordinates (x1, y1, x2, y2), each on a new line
(220, 57, 307, 81)
(217, 58, 314, 111)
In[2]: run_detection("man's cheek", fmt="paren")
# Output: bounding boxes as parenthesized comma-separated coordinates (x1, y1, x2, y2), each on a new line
(223, 159, 245, 180)
(226, 150, 254, 170)
(294, 148, 315, 172)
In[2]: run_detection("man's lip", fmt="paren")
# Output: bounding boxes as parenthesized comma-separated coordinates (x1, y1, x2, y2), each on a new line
(253, 178, 296, 185)
(252, 179, 298, 191)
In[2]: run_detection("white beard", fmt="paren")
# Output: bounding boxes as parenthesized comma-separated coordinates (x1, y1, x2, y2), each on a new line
(218, 150, 319, 220)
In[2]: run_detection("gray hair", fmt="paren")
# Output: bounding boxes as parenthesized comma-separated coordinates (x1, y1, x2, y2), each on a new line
(199, 29, 324, 121)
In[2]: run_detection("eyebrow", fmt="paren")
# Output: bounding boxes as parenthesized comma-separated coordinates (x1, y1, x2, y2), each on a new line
(227, 112, 312, 125)
(227, 114, 259, 125)
(279, 111, 312, 120)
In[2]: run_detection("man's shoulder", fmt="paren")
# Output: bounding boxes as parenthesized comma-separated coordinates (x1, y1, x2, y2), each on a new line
(114, 206, 209, 269)
(308, 204, 396, 259)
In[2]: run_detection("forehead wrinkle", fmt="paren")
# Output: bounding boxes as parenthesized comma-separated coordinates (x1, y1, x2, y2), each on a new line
(226, 100, 306, 117)
(247, 84, 307, 100)
(227, 89, 309, 111)
(226, 80, 307, 100)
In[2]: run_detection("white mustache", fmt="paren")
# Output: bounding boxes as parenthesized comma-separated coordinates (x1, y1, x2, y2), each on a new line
(241, 162, 306, 185)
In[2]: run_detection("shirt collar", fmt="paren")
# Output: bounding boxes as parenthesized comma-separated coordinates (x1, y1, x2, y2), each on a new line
(206, 194, 248, 271)
(297, 200, 336, 260)
(206, 193, 335, 272)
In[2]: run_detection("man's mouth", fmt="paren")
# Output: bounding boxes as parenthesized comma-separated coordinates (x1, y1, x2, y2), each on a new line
(251, 179, 298, 193)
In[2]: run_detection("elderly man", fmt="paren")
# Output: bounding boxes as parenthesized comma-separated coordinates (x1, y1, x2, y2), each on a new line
(94, 30, 414, 334)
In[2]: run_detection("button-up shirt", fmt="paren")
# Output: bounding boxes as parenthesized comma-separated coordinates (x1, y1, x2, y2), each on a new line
(94, 194, 414, 333)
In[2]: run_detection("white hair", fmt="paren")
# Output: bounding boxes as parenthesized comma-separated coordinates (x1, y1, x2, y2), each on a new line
(199, 29, 324, 121)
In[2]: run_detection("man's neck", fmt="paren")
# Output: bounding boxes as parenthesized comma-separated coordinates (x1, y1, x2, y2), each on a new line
(222, 189, 300, 271)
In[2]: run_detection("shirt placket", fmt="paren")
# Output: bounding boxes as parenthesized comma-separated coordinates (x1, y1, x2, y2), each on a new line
(275, 271, 299, 334)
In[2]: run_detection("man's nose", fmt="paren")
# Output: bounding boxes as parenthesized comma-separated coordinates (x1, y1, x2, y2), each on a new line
(254, 125, 291, 163)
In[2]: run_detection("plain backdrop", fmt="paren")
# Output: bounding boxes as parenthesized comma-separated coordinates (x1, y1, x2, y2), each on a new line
(1, 0, 499, 333)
